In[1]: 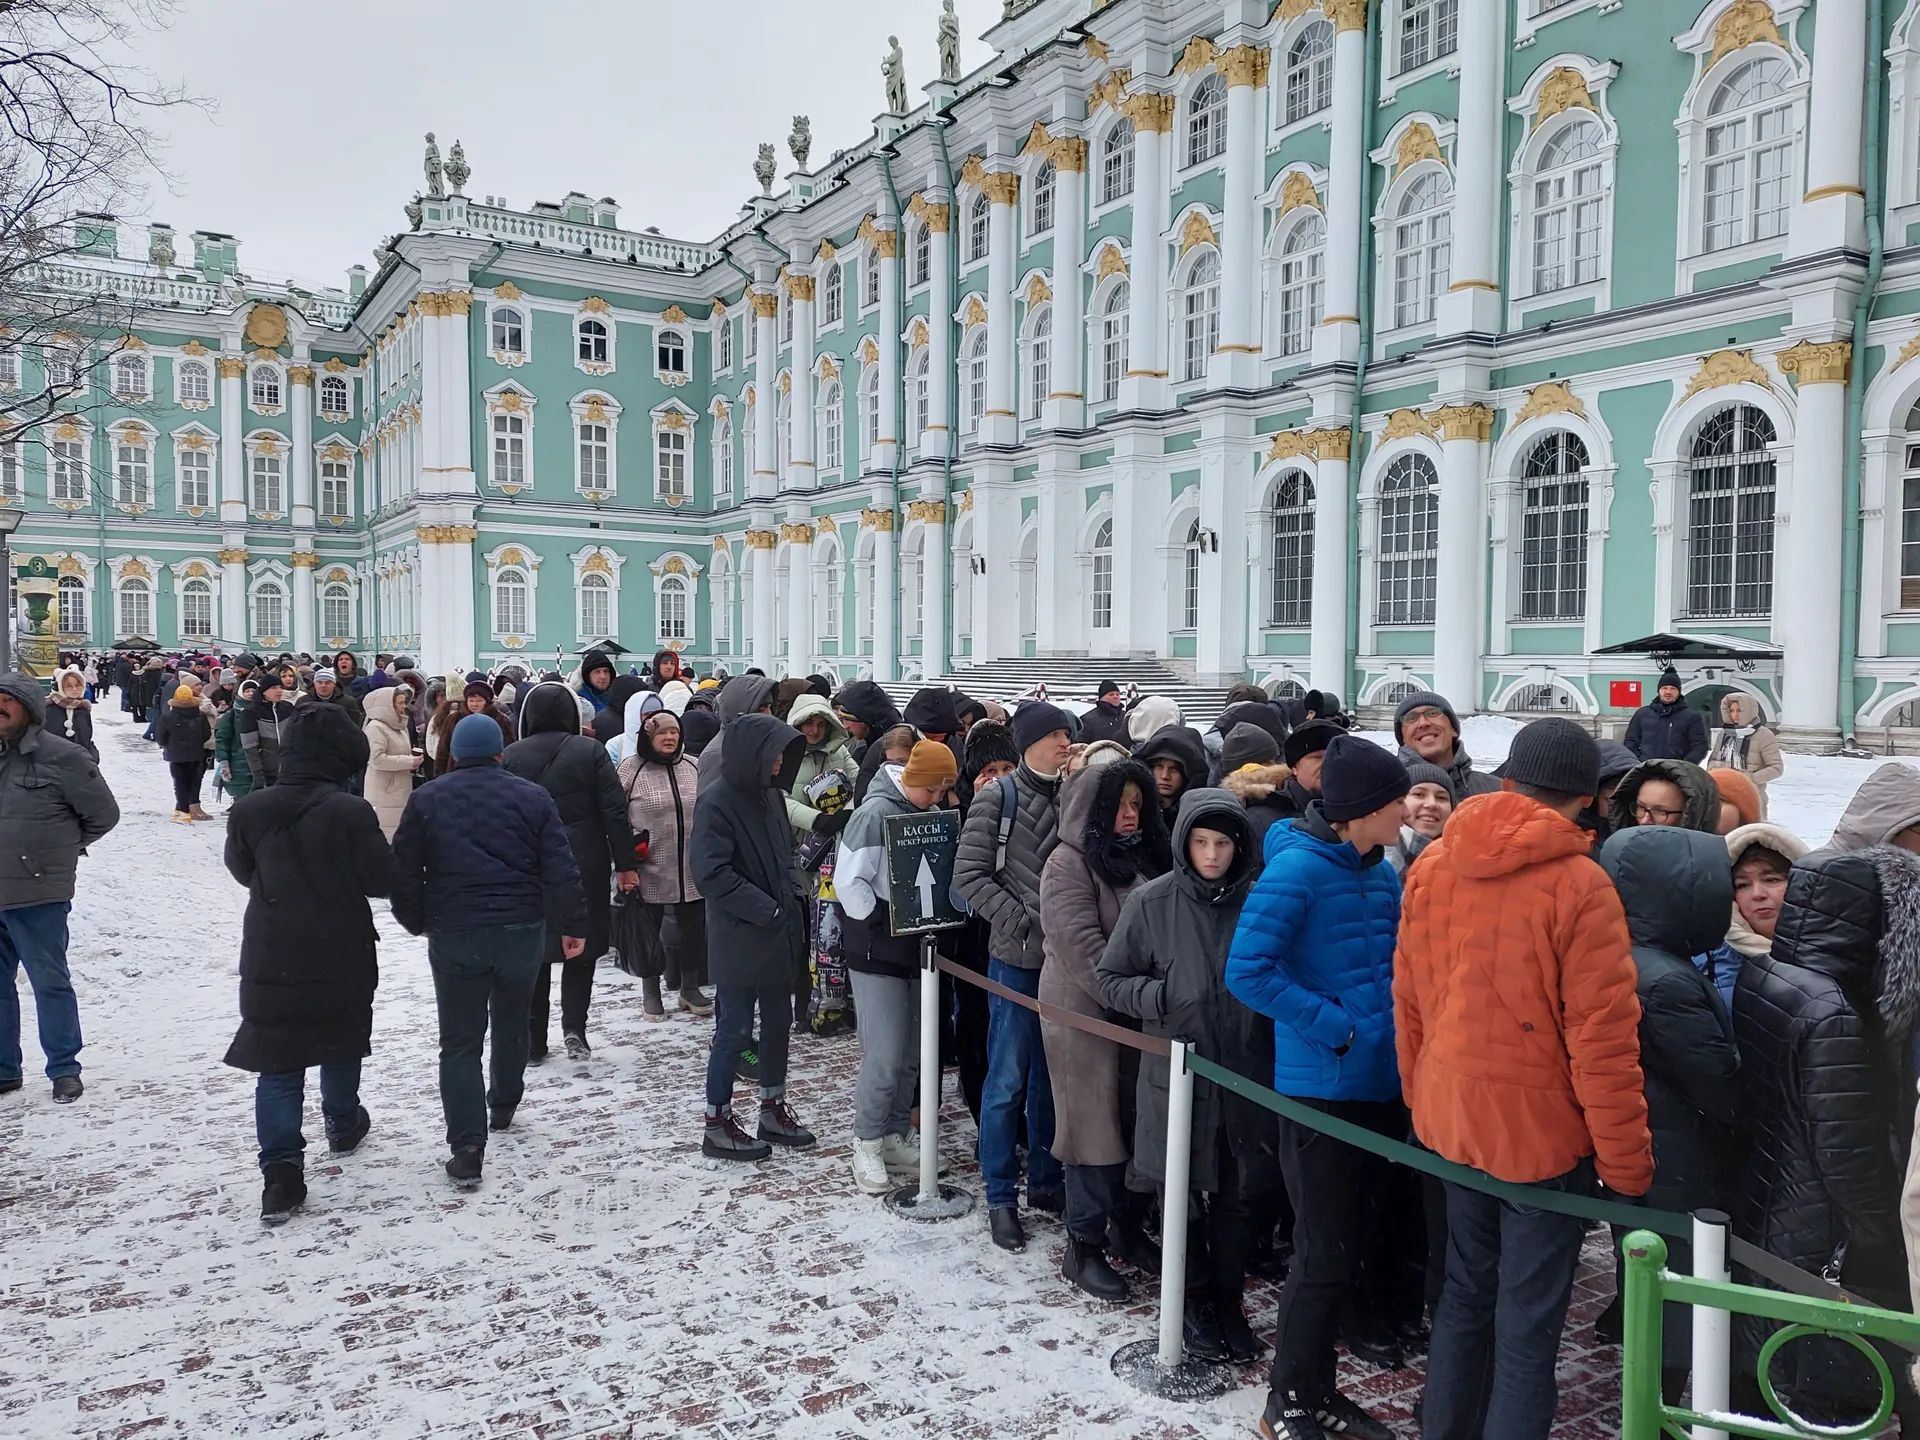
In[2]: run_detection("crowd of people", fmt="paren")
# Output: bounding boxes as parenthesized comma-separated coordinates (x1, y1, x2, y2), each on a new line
(9, 643, 1920, 1438)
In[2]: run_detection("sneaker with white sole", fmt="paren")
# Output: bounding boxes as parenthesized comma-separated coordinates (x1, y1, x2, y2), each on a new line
(850, 1137, 893, 1194)
(878, 1131, 926, 1177)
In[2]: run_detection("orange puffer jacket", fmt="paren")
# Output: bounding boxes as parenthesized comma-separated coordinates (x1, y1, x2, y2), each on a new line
(1393, 790, 1653, 1196)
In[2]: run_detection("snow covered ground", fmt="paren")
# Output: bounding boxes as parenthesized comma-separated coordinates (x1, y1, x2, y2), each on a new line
(0, 704, 1903, 1439)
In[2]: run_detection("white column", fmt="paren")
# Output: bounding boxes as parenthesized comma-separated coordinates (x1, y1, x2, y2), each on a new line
(977, 468, 1022, 660)
(789, 269, 816, 487)
(1314, 11, 1369, 367)
(1044, 144, 1088, 431)
(417, 291, 475, 492)
(751, 291, 779, 500)
(868, 509, 898, 681)
(216, 354, 247, 643)
(1120, 95, 1172, 410)
(748, 530, 777, 674)
(1309, 432, 1352, 691)
(875, 226, 901, 474)
(982, 171, 1019, 446)
(1195, 443, 1253, 683)
(1435, 0, 1504, 337)
(1431, 405, 1492, 708)
(1109, 465, 1151, 653)
(917, 502, 949, 677)
(1033, 461, 1076, 653)
(784, 522, 813, 673)
(289, 362, 314, 526)
(1211, 48, 1269, 389)
(1778, 342, 1852, 732)
(291, 554, 317, 657)
(925, 198, 954, 444)
(1792, 0, 1868, 256)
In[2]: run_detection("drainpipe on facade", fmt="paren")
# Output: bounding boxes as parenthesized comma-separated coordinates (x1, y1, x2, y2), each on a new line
(1343, 0, 1382, 708)
(878, 151, 909, 668)
(933, 117, 961, 668)
(1838, 0, 1886, 751)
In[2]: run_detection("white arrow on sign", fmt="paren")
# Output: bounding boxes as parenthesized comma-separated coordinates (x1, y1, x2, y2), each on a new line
(914, 854, 936, 918)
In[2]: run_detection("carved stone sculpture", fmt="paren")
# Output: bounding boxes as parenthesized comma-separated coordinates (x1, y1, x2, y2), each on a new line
(939, 0, 961, 82)
(789, 115, 811, 171)
(754, 143, 777, 197)
(405, 193, 423, 231)
(423, 132, 444, 199)
(883, 35, 907, 113)
(445, 139, 470, 194)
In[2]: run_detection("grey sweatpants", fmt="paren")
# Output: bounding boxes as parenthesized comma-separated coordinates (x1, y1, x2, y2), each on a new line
(849, 968, 920, 1142)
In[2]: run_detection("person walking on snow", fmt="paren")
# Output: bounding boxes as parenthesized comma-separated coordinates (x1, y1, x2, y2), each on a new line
(360, 685, 419, 840)
(224, 703, 396, 1225)
(156, 683, 214, 822)
(1624, 668, 1709, 763)
(390, 713, 586, 1192)
(616, 708, 710, 1019)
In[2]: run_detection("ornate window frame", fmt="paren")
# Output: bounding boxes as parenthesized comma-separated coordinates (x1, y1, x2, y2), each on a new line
(574, 298, 615, 376)
(1274, 13, 1336, 144)
(650, 399, 697, 505)
(317, 564, 358, 650)
(1263, 165, 1331, 363)
(488, 293, 530, 367)
(1181, 69, 1230, 178)
(1508, 57, 1621, 325)
(570, 545, 625, 643)
(46, 416, 91, 510)
(483, 543, 541, 647)
(107, 419, 156, 514)
(112, 349, 150, 402)
(173, 351, 213, 411)
(248, 358, 286, 415)
(710, 396, 735, 506)
(168, 425, 216, 517)
(315, 435, 356, 525)
(648, 551, 703, 646)
(815, 358, 844, 479)
(654, 321, 690, 386)
(483, 383, 536, 496)
(109, 554, 158, 641)
(1380, 0, 1462, 101)
(245, 429, 289, 521)
(1356, 419, 1446, 648)
(317, 370, 353, 420)
(1370, 113, 1458, 349)
(570, 390, 621, 501)
(246, 557, 292, 649)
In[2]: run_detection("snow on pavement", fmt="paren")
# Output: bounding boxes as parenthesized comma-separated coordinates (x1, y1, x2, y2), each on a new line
(0, 703, 1895, 1439)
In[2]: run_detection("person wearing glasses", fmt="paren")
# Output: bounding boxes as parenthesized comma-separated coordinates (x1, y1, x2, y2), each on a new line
(1608, 758, 1719, 834)
(1390, 690, 1499, 802)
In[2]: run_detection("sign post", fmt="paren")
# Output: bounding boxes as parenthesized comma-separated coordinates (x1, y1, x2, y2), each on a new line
(881, 809, 972, 1222)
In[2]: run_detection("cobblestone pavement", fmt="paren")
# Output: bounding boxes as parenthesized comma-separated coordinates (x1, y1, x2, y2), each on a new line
(0, 707, 1625, 1438)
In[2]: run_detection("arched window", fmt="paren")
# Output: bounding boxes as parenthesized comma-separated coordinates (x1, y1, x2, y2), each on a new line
(910, 349, 931, 446)
(578, 419, 610, 492)
(1270, 471, 1315, 627)
(714, 417, 734, 504)
(1182, 520, 1202, 630)
(114, 434, 151, 506)
(863, 253, 880, 308)
(745, 305, 758, 358)
(656, 426, 688, 499)
(493, 567, 529, 635)
(578, 572, 611, 638)
(967, 193, 990, 263)
(1187, 75, 1227, 167)
(822, 263, 843, 325)
(491, 307, 525, 357)
(776, 390, 792, 476)
(318, 374, 350, 416)
(57, 575, 86, 635)
(1031, 161, 1057, 234)
(116, 577, 151, 639)
(321, 582, 351, 641)
(1180, 249, 1221, 381)
(781, 296, 793, 345)
(659, 576, 690, 640)
(1376, 453, 1439, 625)
(114, 353, 148, 397)
(251, 581, 286, 641)
(710, 553, 733, 644)
(177, 359, 210, 406)
(1098, 281, 1131, 402)
(1530, 118, 1607, 293)
(717, 313, 733, 370)
(963, 330, 988, 435)
(820, 380, 843, 472)
(1519, 431, 1590, 620)
(656, 329, 687, 375)
(1391, 171, 1452, 328)
(1089, 517, 1114, 630)
(901, 530, 924, 640)
(1902, 400, 1920, 608)
(249, 364, 281, 409)
(577, 318, 608, 365)
(250, 446, 283, 513)
(179, 577, 212, 639)
(819, 552, 842, 640)
(1284, 22, 1334, 124)
(1102, 119, 1136, 203)
(861, 364, 880, 458)
(1027, 307, 1052, 419)
(1686, 404, 1776, 617)
(1277, 213, 1326, 357)
(1396, 0, 1457, 75)
(911, 222, 931, 286)
(1702, 56, 1794, 253)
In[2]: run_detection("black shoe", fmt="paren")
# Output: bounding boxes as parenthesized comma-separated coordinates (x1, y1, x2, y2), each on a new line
(1027, 1187, 1064, 1217)
(326, 1106, 371, 1155)
(488, 1104, 516, 1132)
(563, 1031, 590, 1061)
(756, 1099, 815, 1148)
(702, 1109, 771, 1162)
(0, 1075, 21, 1096)
(1107, 1219, 1161, 1275)
(1246, 1230, 1289, 1279)
(1315, 1393, 1393, 1440)
(445, 1147, 484, 1191)
(1181, 1301, 1231, 1364)
(733, 1046, 759, 1084)
(1592, 1294, 1623, 1346)
(260, 1163, 306, 1227)
(1344, 1330, 1405, 1370)
(527, 1045, 548, 1066)
(1062, 1237, 1128, 1301)
(1257, 1391, 1324, 1440)
(1393, 1312, 1431, 1352)
(1217, 1303, 1262, 1364)
(989, 1205, 1027, 1253)
(51, 1075, 82, 1103)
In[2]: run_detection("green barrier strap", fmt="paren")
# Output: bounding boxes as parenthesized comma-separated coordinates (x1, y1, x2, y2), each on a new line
(1184, 1052, 1695, 1240)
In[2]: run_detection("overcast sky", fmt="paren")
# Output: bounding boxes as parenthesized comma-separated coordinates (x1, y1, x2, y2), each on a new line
(104, 0, 1008, 292)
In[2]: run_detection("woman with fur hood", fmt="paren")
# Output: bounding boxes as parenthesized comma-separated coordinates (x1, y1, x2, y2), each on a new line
(361, 685, 421, 840)
(1038, 754, 1170, 1300)
(1705, 821, 1808, 1012)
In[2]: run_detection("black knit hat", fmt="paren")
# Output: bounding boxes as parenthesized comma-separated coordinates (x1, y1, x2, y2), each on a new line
(1097, 679, 1120, 699)
(1220, 723, 1280, 772)
(1319, 734, 1412, 823)
(962, 719, 1018, 780)
(1504, 717, 1601, 797)
(1283, 719, 1341, 768)
(1392, 689, 1459, 744)
(1011, 700, 1075, 756)
(1658, 667, 1683, 691)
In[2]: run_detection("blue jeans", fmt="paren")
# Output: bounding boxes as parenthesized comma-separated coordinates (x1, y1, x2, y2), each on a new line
(705, 982, 791, 1110)
(255, 1061, 362, 1172)
(1421, 1161, 1594, 1440)
(978, 957, 1060, 1209)
(0, 902, 80, 1080)
(427, 924, 544, 1153)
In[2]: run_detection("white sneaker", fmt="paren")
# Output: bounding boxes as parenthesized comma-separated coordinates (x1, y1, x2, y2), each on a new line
(878, 1131, 922, 1177)
(850, 1137, 893, 1195)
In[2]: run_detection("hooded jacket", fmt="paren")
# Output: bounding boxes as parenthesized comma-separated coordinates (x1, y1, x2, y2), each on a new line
(1707, 717, 1785, 789)
(902, 686, 963, 738)
(1711, 821, 1811, 1008)
(694, 674, 778, 799)
(782, 692, 858, 839)
(1828, 763, 1920, 854)
(616, 716, 701, 905)
(1125, 695, 1183, 745)
(1226, 803, 1403, 1102)
(1394, 743, 1500, 801)
(1394, 790, 1652, 1194)
(954, 758, 1062, 969)
(0, 673, 119, 910)
(156, 687, 213, 766)
(1600, 827, 1742, 1217)
(239, 692, 296, 787)
(1097, 789, 1278, 1196)
(223, 704, 395, 1074)
(689, 712, 808, 987)
(360, 685, 416, 839)
(1133, 724, 1209, 829)
(605, 689, 665, 766)
(1039, 760, 1169, 1166)
(1625, 695, 1710, 764)
(1610, 758, 1722, 835)
(834, 760, 932, 978)
(831, 680, 903, 759)
(647, 648, 682, 691)
(214, 688, 258, 799)
(577, 648, 617, 714)
(1221, 762, 1298, 863)
(45, 668, 95, 761)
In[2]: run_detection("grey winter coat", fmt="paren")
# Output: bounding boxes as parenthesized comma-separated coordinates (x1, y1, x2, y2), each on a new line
(954, 761, 1063, 969)
(1396, 743, 1500, 801)
(688, 712, 808, 988)
(1828, 763, 1920, 854)
(1097, 788, 1280, 1197)
(1039, 761, 1170, 1167)
(0, 674, 120, 910)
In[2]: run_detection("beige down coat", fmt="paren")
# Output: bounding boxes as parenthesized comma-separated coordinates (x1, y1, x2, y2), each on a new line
(1037, 758, 1170, 1167)
(361, 687, 416, 839)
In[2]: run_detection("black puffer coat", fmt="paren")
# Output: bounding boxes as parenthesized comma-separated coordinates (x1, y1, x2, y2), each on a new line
(831, 680, 902, 761)
(1076, 698, 1132, 746)
(1133, 724, 1208, 831)
(688, 712, 807, 988)
(222, 705, 396, 1073)
(501, 682, 635, 967)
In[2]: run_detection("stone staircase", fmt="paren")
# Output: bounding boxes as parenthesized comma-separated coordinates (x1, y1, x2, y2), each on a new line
(880, 655, 1243, 730)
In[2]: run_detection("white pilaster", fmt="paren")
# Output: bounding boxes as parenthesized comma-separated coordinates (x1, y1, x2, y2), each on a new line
(1309, 433, 1353, 691)
(289, 361, 314, 528)
(982, 171, 1019, 445)
(1431, 405, 1492, 708)
(1109, 464, 1154, 654)
(220, 541, 247, 645)
(1314, 12, 1368, 367)
(1211, 47, 1269, 390)
(291, 553, 316, 657)
(1033, 457, 1076, 652)
(916, 502, 949, 677)
(925, 198, 954, 445)
(217, 355, 245, 524)
(1792, 0, 1868, 256)
(1043, 144, 1088, 432)
(1435, 0, 1504, 337)
(1194, 430, 1255, 683)
(976, 466, 1022, 660)
(751, 290, 779, 501)
(1120, 96, 1173, 411)
(417, 290, 475, 491)
(868, 508, 898, 681)
(784, 521, 813, 673)
(1777, 342, 1852, 731)
(875, 226, 901, 474)
(788, 266, 816, 488)
(748, 529, 778, 675)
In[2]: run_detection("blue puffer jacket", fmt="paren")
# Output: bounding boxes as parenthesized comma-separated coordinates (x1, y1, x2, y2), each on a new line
(1225, 803, 1402, 1102)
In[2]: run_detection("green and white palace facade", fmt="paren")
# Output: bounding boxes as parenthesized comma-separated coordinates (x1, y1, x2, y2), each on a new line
(13, 0, 1920, 744)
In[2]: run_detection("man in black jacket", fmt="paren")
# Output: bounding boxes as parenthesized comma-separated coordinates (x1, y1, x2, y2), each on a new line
(1624, 668, 1709, 763)
(692, 711, 816, 1162)
(1076, 680, 1132, 745)
(832, 679, 902, 761)
(391, 713, 586, 1191)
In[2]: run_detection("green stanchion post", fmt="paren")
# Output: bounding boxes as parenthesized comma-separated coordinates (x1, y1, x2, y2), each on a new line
(1622, 1230, 1669, 1440)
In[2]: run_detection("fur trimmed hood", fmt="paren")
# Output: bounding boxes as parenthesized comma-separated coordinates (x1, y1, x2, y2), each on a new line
(1221, 762, 1291, 805)
(1871, 844, 1920, 1048)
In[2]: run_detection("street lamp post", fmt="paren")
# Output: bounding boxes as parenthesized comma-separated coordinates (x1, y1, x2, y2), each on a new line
(0, 507, 25, 676)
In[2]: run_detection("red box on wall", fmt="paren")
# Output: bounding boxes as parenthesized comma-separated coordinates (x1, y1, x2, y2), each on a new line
(1610, 680, 1643, 709)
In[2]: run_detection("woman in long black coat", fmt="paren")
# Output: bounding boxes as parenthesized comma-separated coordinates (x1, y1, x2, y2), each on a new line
(223, 702, 396, 1225)
(501, 681, 637, 1062)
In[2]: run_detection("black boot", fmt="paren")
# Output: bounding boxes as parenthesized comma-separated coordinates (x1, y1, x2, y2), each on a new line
(642, 977, 667, 1021)
(488, 1104, 516, 1132)
(1344, 1324, 1405, 1370)
(260, 1163, 306, 1227)
(1062, 1237, 1128, 1302)
(703, 1108, 771, 1162)
(1592, 1293, 1623, 1346)
(989, 1205, 1027, 1253)
(1107, 1218, 1162, 1275)
(445, 1147, 484, 1191)
(1216, 1300, 1262, 1364)
(51, 1075, 82, 1103)
(326, 1106, 371, 1155)
(0, 1075, 22, 1096)
(1026, 1186, 1065, 1217)
(1181, 1300, 1231, 1363)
